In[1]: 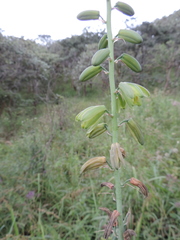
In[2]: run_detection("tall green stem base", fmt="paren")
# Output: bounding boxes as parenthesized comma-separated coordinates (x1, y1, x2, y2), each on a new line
(114, 169, 124, 240)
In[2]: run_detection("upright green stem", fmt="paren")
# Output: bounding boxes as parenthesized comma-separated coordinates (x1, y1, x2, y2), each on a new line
(106, 0, 118, 142)
(106, 0, 124, 239)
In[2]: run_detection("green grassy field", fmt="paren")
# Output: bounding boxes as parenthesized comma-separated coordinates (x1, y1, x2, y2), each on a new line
(0, 90, 180, 240)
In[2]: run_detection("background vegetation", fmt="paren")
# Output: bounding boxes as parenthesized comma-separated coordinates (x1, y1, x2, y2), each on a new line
(0, 10, 180, 240)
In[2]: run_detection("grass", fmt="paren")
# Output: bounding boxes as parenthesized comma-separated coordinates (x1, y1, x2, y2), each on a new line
(0, 90, 180, 240)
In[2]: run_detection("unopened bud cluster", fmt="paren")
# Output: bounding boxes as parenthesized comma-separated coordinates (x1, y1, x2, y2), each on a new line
(110, 143, 125, 169)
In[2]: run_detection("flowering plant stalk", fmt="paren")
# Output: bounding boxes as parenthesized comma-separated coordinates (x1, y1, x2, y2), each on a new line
(76, 1, 150, 239)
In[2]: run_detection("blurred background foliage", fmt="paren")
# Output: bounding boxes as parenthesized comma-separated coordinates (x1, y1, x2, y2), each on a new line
(0, 10, 180, 108)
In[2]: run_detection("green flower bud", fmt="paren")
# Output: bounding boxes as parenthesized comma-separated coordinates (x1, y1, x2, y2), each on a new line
(98, 34, 108, 50)
(116, 92, 126, 110)
(114, 2, 134, 16)
(118, 29, 143, 44)
(86, 123, 108, 138)
(126, 118, 144, 145)
(75, 105, 108, 129)
(116, 53, 142, 73)
(77, 10, 100, 21)
(117, 82, 150, 107)
(79, 65, 102, 81)
(91, 48, 110, 66)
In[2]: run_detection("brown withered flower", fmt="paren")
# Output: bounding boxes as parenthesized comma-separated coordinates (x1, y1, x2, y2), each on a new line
(100, 182, 115, 189)
(129, 177, 148, 197)
(120, 147, 126, 158)
(123, 229, 136, 240)
(103, 210, 120, 239)
(99, 207, 118, 227)
(99, 207, 112, 218)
